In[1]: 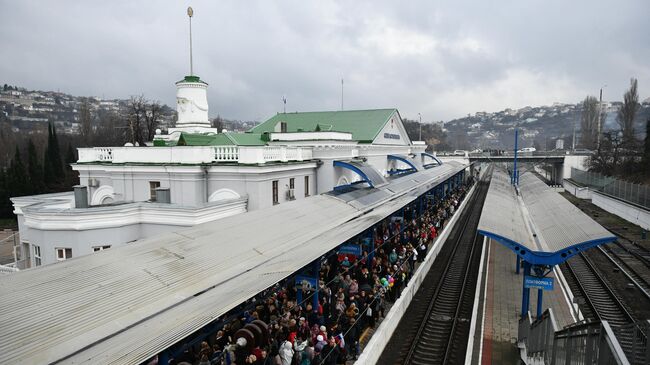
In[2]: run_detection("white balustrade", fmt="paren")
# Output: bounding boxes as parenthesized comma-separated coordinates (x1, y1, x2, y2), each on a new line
(78, 146, 314, 164)
(214, 146, 239, 162)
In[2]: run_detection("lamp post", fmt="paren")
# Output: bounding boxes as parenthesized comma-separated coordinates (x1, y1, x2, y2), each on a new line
(597, 84, 606, 148)
(418, 113, 422, 141)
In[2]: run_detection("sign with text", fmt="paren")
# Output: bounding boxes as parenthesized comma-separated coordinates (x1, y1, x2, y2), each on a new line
(524, 276, 554, 291)
(338, 244, 362, 257)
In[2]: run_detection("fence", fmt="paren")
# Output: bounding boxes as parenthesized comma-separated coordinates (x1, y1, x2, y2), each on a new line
(518, 309, 633, 364)
(571, 168, 650, 209)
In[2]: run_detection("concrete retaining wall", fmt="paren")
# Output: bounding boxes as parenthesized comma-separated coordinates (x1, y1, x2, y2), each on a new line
(563, 179, 650, 230)
(591, 190, 650, 230)
(562, 179, 592, 200)
(355, 181, 478, 364)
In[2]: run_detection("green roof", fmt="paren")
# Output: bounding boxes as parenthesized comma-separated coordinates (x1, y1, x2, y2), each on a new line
(175, 75, 208, 85)
(174, 132, 265, 147)
(250, 109, 397, 142)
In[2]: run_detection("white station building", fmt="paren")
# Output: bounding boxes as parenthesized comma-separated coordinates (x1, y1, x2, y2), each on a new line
(11, 72, 436, 267)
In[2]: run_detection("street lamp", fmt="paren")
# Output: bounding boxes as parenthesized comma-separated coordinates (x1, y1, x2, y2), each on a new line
(418, 113, 422, 141)
(597, 84, 607, 148)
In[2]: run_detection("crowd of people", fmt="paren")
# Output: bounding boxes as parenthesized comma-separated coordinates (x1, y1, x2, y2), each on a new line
(163, 178, 473, 365)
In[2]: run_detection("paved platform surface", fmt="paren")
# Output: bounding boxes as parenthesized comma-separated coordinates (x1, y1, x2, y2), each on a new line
(471, 238, 576, 364)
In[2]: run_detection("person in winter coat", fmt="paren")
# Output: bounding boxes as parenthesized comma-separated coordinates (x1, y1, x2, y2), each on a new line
(279, 340, 294, 365)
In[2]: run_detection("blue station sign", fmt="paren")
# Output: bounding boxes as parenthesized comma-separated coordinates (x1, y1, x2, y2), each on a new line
(338, 244, 362, 257)
(524, 276, 554, 291)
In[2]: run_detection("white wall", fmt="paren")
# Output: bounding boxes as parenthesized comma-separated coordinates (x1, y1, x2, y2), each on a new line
(591, 191, 650, 230)
(563, 179, 592, 199)
(562, 155, 589, 179)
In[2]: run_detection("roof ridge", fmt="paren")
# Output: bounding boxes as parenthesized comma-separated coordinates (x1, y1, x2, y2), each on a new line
(275, 108, 396, 115)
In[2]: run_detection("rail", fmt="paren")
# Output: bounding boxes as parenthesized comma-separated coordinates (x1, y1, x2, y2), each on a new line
(378, 167, 492, 364)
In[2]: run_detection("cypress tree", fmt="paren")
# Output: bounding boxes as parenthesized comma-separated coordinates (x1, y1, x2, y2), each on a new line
(0, 166, 10, 218)
(8, 146, 28, 197)
(64, 143, 77, 187)
(51, 124, 64, 182)
(43, 124, 55, 189)
(27, 139, 44, 193)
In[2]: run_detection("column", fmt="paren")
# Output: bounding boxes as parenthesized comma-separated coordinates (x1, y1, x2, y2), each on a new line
(521, 261, 531, 318)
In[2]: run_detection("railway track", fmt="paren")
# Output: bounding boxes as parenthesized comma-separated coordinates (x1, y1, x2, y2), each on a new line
(562, 253, 649, 363)
(378, 168, 491, 365)
(563, 253, 634, 326)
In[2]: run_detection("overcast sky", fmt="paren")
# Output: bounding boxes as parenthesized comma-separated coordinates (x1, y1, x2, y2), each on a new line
(1, 1, 648, 122)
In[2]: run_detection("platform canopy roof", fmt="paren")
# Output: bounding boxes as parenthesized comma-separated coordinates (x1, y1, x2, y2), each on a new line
(0, 162, 467, 365)
(478, 169, 615, 265)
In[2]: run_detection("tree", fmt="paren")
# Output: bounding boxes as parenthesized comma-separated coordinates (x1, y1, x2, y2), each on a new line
(79, 99, 93, 146)
(7, 146, 28, 197)
(64, 143, 78, 187)
(44, 123, 64, 188)
(617, 78, 639, 144)
(3, 84, 7, 91)
(643, 118, 650, 176)
(580, 96, 599, 149)
(126, 95, 146, 146)
(144, 100, 162, 141)
(26, 139, 44, 193)
(212, 115, 224, 132)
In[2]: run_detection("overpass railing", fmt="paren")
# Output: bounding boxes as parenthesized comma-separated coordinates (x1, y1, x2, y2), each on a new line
(518, 309, 633, 364)
(571, 168, 650, 209)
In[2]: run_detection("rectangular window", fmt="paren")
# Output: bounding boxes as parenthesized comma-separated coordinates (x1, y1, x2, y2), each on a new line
(149, 181, 161, 201)
(289, 178, 295, 189)
(93, 245, 111, 252)
(304, 176, 310, 197)
(33, 245, 41, 266)
(55, 247, 72, 261)
(272, 180, 279, 205)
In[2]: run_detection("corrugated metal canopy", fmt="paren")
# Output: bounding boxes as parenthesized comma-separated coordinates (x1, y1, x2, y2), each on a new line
(478, 169, 615, 265)
(0, 162, 467, 364)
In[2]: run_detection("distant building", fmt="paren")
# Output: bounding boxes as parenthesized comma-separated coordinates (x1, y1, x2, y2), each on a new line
(556, 139, 564, 150)
(12, 71, 428, 267)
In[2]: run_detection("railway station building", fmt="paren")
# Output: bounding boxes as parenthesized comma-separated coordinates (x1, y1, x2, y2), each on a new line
(10, 71, 441, 267)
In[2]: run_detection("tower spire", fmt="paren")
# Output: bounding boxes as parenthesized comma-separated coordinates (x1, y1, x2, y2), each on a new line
(187, 7, 194, 76)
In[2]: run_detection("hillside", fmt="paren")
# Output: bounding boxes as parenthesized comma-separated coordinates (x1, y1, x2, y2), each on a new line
(443, 101, 650, 150)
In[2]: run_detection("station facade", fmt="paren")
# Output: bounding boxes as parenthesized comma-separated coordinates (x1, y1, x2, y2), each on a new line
(11, 72, 434, 267)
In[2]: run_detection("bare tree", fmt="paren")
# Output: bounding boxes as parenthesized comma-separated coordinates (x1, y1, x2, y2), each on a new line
(590, 131, 623, 174)
(617, 78, 639, 144)
(144, 101, 162, 141)
(79, 99, 93, 146)
(126, 95, 146, 146)
(580, 95, 599, 149)
(212, 114, 224, 132)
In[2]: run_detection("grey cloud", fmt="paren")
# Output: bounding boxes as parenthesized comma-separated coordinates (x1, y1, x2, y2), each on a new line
(1, 0, 648, 122)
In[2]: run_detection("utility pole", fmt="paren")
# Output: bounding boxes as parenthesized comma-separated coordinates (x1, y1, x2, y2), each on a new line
(418, 113, 422, 141)
(187, 7, 194, 76)
(597, 84, 606, 148)
(282, 95, 286, 113)
(572, 118, 576, 151)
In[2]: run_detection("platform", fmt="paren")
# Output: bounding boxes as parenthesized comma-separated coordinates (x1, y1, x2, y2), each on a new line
(469, 238, 576, 364)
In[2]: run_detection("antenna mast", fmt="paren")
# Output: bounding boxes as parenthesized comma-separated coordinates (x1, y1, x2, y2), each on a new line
(187, 7, 194, 76)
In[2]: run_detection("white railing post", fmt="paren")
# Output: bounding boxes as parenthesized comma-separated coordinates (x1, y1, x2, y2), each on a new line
(280, 146, 288, 162)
